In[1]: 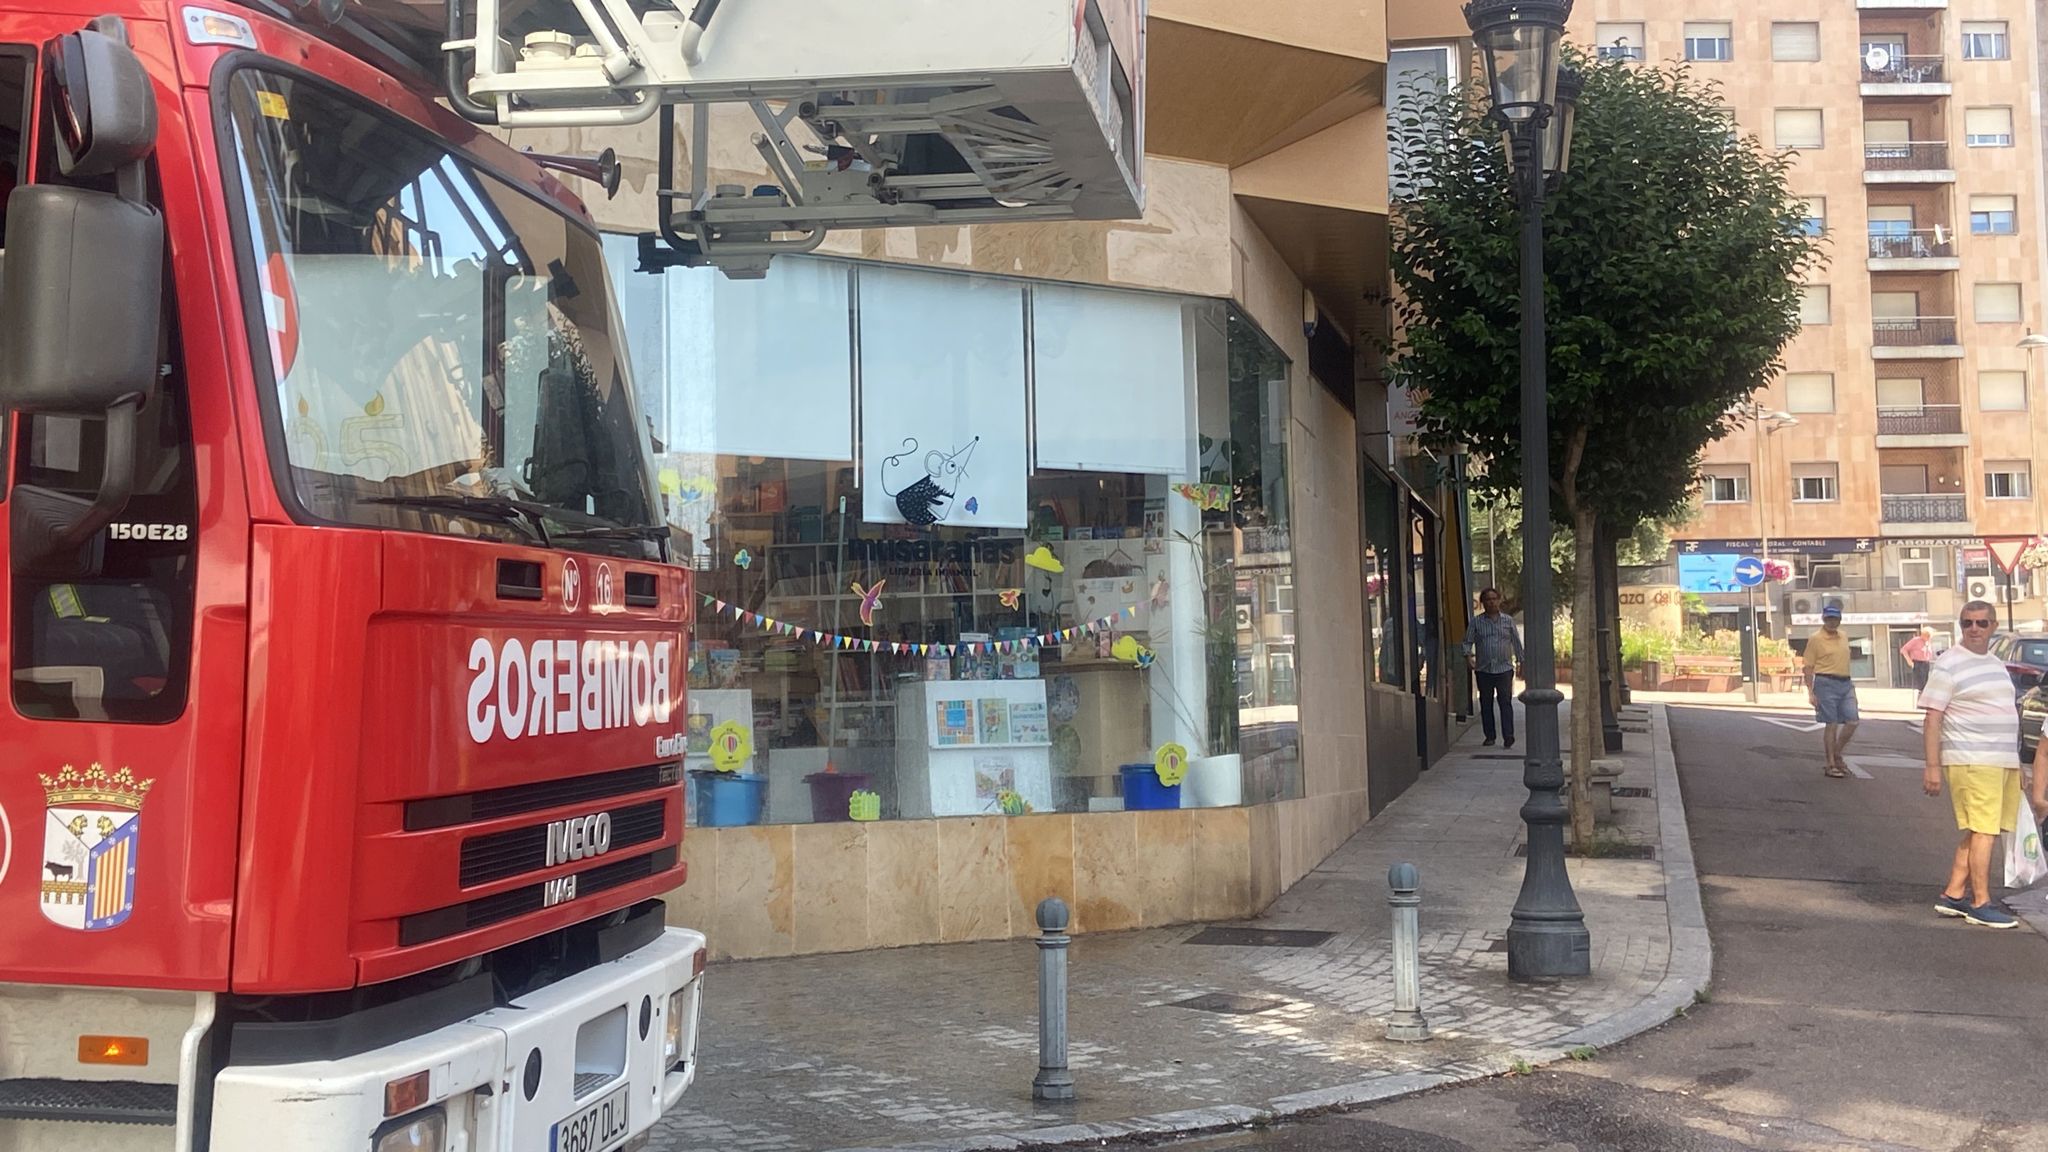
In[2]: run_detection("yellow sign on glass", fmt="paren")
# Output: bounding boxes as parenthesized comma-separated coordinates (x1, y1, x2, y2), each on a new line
(1154, 742, 1189, 787)
(707, 720, 753, 772)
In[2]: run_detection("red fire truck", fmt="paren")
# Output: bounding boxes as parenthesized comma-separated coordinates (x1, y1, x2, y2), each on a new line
(0, 5, 700, 1149)
(0, 0, 1142, 1147)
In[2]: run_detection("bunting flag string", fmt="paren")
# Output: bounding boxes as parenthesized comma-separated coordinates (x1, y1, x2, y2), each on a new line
(698, 594, 1146, 656)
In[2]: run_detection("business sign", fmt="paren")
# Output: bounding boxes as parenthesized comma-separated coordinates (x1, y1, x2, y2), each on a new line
(1676, 537, 1876, 556)
(1792, 612, 1934, 626)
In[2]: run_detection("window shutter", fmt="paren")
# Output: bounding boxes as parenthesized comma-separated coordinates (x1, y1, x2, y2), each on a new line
(1772, 23, 1820, 62)
(1775, 109, 1824, 149)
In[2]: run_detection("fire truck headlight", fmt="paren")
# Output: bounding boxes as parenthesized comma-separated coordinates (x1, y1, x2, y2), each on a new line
(373, 1106, 446, 1152)
(663, 989, 687, 1068)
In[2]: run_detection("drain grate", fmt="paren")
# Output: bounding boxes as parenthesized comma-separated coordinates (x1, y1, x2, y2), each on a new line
(1514, 843, 1657, 860)
(1484, 938, 1510, 953)
(1474, 754, 1524, 761)
(1611, 786, 1652, 798)
(1169, 992, 1289, 1015)
(1185, 926, 1336, 948)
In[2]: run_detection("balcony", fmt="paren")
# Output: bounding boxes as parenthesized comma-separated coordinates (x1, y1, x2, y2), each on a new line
(1857, 0, 1945, 8)
(1861, 55, 1949, 95)
(1881, 493, 1968, 531)
(1864, 141, 1955, 184)
(1866, 228, 1959, 271)
(1871, 316, 1962, 358)
(1876, 404, 1968, 447)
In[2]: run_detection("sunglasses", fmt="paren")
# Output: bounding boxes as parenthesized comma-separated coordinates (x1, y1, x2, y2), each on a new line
(1961, 619, 1995, 629)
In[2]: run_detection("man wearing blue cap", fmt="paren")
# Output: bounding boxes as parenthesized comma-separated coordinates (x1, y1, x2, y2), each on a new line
(1803, 604, 1859, 778)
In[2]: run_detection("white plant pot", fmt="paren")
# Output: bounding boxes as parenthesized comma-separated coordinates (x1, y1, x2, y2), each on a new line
(1182, 753, 1243, 808)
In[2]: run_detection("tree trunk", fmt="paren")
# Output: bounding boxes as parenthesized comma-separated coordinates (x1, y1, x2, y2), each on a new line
(1569, 503, 1600, 850)
(1604, 530, 1626, 719)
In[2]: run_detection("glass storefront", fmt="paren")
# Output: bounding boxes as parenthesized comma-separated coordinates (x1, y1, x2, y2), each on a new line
(603, 245, 1305, 825)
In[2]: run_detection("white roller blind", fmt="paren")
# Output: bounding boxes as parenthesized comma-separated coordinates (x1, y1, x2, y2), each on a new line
(1865, 119, 1911, 143)
(1981, 371, 2027, 410)
(1965, 107, 2013, 143)
(1876, 378, 1924, 407)
(1799, 285, 1831, 324)
(859, 265, 1029, 528)
(1031, 284, 1189, 475)
(1772, 22, 1820, 62)
(668, 259, 854, 461)
(1868, 205, 1914, 223)
(600, 238, 856, 463)
(1975, 282, 2023, 322)
(1775, 109, 1823, 149)
(1785, 373, 1835, 413)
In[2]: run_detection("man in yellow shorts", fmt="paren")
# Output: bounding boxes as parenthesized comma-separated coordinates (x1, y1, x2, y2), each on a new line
(1919, 601, 2046, 928)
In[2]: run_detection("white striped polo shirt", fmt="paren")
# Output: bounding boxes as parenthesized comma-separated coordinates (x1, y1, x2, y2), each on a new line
(1917, 647, 2021, 769)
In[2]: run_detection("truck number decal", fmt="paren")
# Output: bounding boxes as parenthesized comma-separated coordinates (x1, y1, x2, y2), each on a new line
(109, 523, 190, 541)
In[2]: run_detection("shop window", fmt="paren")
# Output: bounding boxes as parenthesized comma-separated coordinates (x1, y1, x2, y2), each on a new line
(603, 255, 1304, 824)
(1363, 465, 1404, 688)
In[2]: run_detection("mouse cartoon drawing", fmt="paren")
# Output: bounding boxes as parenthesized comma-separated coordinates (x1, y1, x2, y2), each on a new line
(881, 436, 979, 526)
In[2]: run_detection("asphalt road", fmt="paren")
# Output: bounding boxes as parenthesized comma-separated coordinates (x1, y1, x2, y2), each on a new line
(1147, 705, 2048, 1152)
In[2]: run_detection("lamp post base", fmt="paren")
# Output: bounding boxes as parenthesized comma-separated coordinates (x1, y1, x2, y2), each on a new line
(1507, 920, 1592, 981)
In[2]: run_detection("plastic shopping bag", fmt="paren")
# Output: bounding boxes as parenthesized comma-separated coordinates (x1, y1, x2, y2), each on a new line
(2006, 795, 2047, 890)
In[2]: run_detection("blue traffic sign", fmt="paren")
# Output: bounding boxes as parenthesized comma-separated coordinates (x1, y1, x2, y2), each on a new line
(1733, 556, 1767, 587)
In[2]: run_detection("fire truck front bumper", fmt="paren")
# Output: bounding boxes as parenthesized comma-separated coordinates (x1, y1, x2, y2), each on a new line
(210, 927, 705, 1152)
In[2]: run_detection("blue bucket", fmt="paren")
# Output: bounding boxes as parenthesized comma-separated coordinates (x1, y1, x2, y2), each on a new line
(1119, 763, 1181, 811)
(691, 770, 766, 827)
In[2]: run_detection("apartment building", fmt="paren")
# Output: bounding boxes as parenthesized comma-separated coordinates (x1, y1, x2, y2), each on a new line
(1567, 3, 2048, 687)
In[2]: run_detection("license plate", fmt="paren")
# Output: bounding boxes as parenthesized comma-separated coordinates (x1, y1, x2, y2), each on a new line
(551, 1084, 630, 1152)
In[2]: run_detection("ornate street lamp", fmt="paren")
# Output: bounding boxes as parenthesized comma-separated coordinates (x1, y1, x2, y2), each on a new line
(1462, 0, 1591, 982)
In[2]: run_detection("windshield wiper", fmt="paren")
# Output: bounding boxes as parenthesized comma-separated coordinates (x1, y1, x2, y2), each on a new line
(364, 493, 553, 547)
(549, 524, 668, 542)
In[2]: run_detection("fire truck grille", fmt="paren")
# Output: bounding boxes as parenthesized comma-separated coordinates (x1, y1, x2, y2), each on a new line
(459, 800, 667, 888)
(404, 761, 683, 831)
(398, 846, 679, 947)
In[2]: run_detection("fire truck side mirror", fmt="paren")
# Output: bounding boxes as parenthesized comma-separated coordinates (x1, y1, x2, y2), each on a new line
(46, 27, 156, 187)
(0, 184, 163, 561)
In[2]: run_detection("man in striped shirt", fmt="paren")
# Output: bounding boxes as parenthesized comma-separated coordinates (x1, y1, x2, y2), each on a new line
(1919, 600, 2044, 928)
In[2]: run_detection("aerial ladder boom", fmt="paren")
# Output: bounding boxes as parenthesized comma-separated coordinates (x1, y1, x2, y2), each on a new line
(375, 0, 1146, 275)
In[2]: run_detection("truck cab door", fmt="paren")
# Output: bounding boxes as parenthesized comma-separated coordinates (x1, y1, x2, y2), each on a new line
(0, 16, 238, 988)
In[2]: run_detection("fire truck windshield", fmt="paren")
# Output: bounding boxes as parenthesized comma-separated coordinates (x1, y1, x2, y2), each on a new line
(220, 67, 661, 557)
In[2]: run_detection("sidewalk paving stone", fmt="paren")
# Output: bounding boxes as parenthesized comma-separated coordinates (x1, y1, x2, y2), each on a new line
(650, 704, 1711, 1152)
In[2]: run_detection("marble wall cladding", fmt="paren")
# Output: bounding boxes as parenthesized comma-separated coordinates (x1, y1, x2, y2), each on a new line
(710, 825, 795, 959)
(866, 820, 942, 949)
(677, 794, 1378, 959)
(934, 816, 1011, 943)
(1005, 815, 1077, 934)
(1135, 811, 1197, 927)
(1073, 810, 1142, 934)
(791, 822, 869, 954)
(1191, 806, 1254, 922)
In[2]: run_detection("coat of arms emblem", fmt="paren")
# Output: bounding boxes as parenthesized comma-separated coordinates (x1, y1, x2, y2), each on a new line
(39, 764, 152, 931)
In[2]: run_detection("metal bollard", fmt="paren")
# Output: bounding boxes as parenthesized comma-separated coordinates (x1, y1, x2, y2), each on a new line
(1033, 897, 1077, 1101)
(1386, 863, 1430, 1042)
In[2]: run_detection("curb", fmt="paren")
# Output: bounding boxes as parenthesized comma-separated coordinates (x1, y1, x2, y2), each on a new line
(830, 704, 1712, 1152)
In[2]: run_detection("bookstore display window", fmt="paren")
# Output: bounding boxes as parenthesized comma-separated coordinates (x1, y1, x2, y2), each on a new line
(605, 249, 1308, 825)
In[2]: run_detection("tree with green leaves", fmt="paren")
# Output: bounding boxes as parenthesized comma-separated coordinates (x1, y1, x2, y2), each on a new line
(1392, 55, 1823, 844)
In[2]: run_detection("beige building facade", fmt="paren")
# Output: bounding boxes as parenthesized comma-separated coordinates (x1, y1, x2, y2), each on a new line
(1566, 1, 2048, 683)
(497, 2, 1479, 961)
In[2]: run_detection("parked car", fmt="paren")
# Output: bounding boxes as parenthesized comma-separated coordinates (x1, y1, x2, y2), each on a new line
(1990, 632, 2048, 758)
